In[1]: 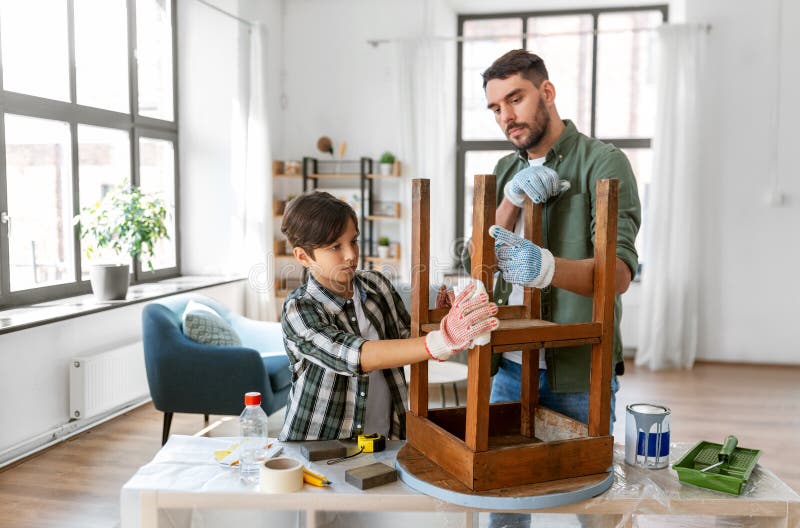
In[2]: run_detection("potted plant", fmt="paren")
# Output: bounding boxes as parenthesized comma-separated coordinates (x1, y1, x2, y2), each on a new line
(377, 236, 391, 259)
(73, 182, 169, 301)
(378, 151, 395, 176)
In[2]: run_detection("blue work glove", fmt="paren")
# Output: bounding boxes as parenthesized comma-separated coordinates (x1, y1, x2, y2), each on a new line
(489, 225, 555, 289)
(504, 165, 571, 208)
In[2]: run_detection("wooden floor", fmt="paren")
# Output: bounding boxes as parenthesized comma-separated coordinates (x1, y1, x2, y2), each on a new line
(0, 360, 798, 527)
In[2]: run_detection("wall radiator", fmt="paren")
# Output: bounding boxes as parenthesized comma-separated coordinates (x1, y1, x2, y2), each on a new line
(69, 342, 149, 420)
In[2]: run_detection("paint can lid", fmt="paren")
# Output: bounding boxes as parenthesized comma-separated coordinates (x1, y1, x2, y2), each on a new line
(627, 403, 670, 415)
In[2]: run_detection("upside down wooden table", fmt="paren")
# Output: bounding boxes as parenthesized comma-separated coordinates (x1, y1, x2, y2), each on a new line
(120, 436, 800, 528)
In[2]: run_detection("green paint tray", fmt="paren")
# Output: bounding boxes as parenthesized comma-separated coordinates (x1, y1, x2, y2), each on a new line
(673, 440, 762, 495)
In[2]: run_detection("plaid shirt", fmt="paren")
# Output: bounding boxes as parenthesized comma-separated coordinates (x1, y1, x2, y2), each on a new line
(278, 270, 410, 441)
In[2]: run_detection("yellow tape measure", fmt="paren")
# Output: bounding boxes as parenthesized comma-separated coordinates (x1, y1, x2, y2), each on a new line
(357, 433, 386, 453)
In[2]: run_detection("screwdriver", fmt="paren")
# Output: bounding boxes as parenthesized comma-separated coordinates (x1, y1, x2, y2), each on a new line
(701, 435, 738, 473)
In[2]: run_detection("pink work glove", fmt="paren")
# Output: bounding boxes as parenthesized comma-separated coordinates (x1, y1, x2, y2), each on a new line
(425, 281, 499, 361)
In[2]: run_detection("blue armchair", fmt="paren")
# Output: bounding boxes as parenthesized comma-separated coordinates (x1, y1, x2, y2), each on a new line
(142, 295, 291, 444)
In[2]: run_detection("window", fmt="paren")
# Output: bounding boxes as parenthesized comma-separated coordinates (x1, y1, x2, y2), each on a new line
(0, 0, 71, 101)
(5, 115, 74, 292)
(457, 7, 667, 269)
(136, 0, 175, 121)
(0, 0, 178, 308)
(138, 135, 177, 273)
(77, 125, 132, 278)
(74, 0, 130, 112)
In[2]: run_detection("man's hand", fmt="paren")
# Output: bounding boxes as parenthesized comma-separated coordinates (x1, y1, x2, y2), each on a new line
(504, 165, 570, 208)
(489, 225, 555, 289)
(425, 281, 499, 361)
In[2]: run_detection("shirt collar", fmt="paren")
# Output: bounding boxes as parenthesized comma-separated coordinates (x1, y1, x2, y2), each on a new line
(515, 119, 579, 163)
(306, 272, 367, 314)
(549, 119, 579, 160)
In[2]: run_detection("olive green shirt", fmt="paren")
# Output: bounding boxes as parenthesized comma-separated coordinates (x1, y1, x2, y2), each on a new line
(490, 120, 641, 392)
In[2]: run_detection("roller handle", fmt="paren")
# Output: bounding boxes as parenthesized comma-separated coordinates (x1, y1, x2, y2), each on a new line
(718, 435, 738, 462)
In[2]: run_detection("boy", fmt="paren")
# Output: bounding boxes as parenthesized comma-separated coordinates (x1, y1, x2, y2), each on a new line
(278, 191, 498, 441)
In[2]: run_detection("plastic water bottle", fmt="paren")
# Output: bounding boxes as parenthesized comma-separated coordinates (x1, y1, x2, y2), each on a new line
(239, 391, 268, 484)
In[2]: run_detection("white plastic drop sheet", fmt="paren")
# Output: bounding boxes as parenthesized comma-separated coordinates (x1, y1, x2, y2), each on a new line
(120, 437, 800, 528)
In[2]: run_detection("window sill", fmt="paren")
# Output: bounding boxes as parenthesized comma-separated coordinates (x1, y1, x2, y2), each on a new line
(0, 275, 245, 336)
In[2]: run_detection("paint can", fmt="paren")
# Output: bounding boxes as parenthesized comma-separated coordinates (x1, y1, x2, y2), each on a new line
(625, 403, 671, 469)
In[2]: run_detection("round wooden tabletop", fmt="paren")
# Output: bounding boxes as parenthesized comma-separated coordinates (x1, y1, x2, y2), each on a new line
(395, 444, 614, 510)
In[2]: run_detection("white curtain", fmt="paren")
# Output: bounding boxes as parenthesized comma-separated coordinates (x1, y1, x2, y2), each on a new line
(394, 38, 456, 284)
(636, 24, 708, 370)
(242, 22, 276, 321)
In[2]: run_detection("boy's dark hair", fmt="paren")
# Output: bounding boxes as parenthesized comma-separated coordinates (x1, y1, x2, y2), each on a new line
(281, 191, 359, 258)
(482, 49, 549, 89)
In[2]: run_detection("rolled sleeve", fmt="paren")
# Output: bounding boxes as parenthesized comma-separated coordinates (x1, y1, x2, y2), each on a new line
(590, 148, 641, 277)
(282, 298, 366, 376)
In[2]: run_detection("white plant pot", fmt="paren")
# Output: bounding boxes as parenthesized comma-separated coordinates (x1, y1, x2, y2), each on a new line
(89, 263, 130, 301)
(377, 246, 390, 259)
(379, 163, 392, 176)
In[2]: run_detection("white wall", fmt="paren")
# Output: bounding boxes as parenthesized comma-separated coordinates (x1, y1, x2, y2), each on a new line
(238, 0, 284, 157)
(178, 0, 244, 275)
(178, 0, 283, 276)
(0, 281, 246, 457)
(281, 0, 421, 162)
(686, 0, 800, 363)
(278, 0, 436, 283)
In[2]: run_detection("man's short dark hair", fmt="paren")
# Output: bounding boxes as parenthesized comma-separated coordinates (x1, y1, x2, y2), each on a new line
(281, 191, 359, 258)
(482, 49, 549, 89)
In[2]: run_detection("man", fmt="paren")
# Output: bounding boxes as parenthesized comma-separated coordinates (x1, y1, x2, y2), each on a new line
(482, 49, 641, 429)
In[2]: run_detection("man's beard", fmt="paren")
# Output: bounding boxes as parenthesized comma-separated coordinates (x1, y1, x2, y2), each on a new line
(506, 98, 550, 152)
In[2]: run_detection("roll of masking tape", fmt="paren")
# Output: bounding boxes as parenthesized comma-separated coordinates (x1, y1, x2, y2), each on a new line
(259, 456, 304, 493)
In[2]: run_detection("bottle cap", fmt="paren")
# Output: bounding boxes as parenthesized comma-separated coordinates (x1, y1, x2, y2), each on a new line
(244, 392, 262, 406)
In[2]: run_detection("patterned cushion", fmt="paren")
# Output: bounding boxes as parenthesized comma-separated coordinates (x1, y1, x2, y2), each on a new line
(182, 300, 242, 347)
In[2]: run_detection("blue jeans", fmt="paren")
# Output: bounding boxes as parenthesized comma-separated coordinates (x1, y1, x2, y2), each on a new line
(488, 358, 619, 528)
(490, 358, 619, 432)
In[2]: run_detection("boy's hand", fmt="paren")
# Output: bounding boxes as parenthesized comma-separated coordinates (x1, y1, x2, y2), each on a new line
(425, 281, 499, 361)
(504, 165, 570, 208)
(490, 225, 555, 289)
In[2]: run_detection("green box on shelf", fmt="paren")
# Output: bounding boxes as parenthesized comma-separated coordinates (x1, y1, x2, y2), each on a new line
(673, 440, 762, 495)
